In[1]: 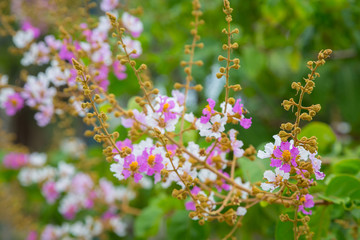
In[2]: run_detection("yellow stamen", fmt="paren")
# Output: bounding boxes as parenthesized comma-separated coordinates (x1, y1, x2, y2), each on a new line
(148, 155, 155, 166)
(129, 161, 138, 171)
(300, 196, 306, 203)
(163, 103, 170, 111)
(282, 150, 291, 162)
(205, 104, 211, 112)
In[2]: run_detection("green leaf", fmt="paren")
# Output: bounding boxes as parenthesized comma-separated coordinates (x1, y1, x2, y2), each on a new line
(134, 206, 163, 238)
(309, 206, 331, 240)
(166, 210, 208, 240)
(299, 122, 336, 154)
(275, 219, 294, 240)
(332, 159, 360, 175)
(238, 156, 272, 182)
(325, 175, 360, 203)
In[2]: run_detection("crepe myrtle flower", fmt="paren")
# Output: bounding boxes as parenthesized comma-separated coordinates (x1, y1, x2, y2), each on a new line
(137, 147, 164, 183)
(261, 168, 290, 192)
(122, 12, 144, 38)
(270, 141, 299, 173)
(229, 129, 245, 158)
(298, 194, 314, 215)
(232, 99, 252, 129)
(257, 135, 282, 159)
(309, 152, 325, 180)
(200, 98, 216, 124)
(196, 114, 227, 139)
(122, 154, 147, 183)
(156, 95, 180, 122)
(3, 92, 24, 116)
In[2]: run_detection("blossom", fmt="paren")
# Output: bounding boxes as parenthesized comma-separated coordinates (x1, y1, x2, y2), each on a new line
(200, 98, 216, 123)
(3, 152, 28, 169)
(42, 181, 59, 204)
(270, 141, 299, 173)
(100, 0, 119, 12)
(229, 129, 244, 158)
(22, 73, 56, 107)
(196, 114, 227, 139)
(257, 135, 281, 159)
(261, 168, 290, 192)
(21, 41, 50, 66)
(13, 30, 34, 48)
(113, 60, 127, 80)
(138, 147, 164, 183)
(21, 21, 41, 38)
(236, 207, 247, 216)
(3, 92, 24, 116)
(121, 36, 142, 58)
(298, 194, 314, 215)
(122, 12, 143, 38)
(309, 153, 325, 180)
(34, 104, 54, 127)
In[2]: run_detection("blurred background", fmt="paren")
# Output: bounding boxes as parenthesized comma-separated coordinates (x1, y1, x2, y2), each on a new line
(1, 0, 360, 239)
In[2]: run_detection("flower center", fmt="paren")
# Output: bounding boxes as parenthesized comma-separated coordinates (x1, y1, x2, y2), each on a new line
(212, 122, 221, 132)
(11, 99, 18, 106)
(282, 150, 291, 162)
(275, 174, 283, 182)
(206, 105, 211, 112)
(300, 196, 306, 203)
(147, 155, 155, 166)
(129, 161, 138, 171)
(163, 103, 170, 111)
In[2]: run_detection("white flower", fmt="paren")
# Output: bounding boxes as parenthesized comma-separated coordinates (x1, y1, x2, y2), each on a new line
(261, 168, 289, 192)
(109, 217, 127, 237)
(122, 12, 143, 38)
(236, 207, 247, 216)
(184, 113, 195, 123)
(29, 152, 47, 166)
(110, 162, 124, 181)
(198, 169, 217, 182)
(13, 30, 34, 48)
(196, 114, 227, 139)
(234, 177, 251, 199)
(121, 36, 142, 58)
(0, 75, 8, 85)
(257, 134, 281, 159)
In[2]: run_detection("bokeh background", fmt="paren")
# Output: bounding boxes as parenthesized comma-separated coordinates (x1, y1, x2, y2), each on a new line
(1, 0, 360, 239)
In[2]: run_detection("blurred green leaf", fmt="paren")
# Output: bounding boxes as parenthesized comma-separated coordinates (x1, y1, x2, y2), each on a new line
(275, 219, 294, 240)
(332, 159, 360, 175)
(325, 175, 360, 203)
(309, 206, 331, 240)
(134, 205, 163, 238)
(166, 210, 208, 240)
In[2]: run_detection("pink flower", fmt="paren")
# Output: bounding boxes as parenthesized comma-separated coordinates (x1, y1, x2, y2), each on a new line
(138, 147, 164, 183)
(4, 92, 24, 116)
(3, 152, 28, 169)
(271, 141, 299, 173)
(42, 181, 59, 204)
(71, 173, 94, 194)
(34, 104, 54, 127)
(100, 0, 119, 12)
(22, 21, 41, 38)
(113, 61, 127, 80)
(121, 36, 142, 58)
(156, 96, 178, 122)
(232, 99, 252, 129)
(121, 12, 143, 38)
(26, 231, 38, 240)
(298, 194, 314, 215)
(122, 154, 147, 183)
(200, 98, 216, 123)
